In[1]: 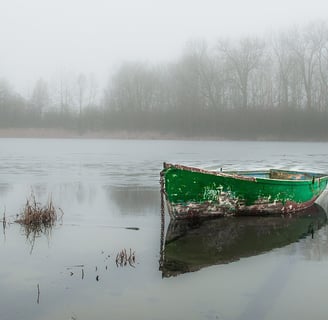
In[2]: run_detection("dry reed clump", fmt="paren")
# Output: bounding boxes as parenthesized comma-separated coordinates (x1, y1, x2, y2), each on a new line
(115, 248, 136, 267)
(16, 192, 60, 228)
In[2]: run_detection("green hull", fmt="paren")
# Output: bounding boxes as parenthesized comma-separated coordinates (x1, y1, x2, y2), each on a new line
(161, 163, 328, 219)
(160, 204, 327, 277)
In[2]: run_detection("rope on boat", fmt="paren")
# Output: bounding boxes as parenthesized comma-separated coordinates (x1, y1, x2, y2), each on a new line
(159, 170, 165, 271)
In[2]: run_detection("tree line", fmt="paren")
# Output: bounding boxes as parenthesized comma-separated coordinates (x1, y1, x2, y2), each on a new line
(1, 21, 328, 140)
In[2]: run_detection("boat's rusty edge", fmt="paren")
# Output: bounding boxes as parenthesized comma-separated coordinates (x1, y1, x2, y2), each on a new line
(163, 162, 257, 182)
(167, 197, 320, 220)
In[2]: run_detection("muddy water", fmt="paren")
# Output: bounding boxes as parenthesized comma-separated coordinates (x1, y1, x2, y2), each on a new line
(1, 139, 328, 320)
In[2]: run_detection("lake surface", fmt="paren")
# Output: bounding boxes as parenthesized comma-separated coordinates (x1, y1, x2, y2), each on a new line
(1, 139, 328, 320)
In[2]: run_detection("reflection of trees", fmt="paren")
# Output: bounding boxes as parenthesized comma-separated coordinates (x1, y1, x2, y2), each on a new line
(20, 224, 53, 255)
(13, 183, 90, 207)
(316, 190, 328, 212)
(106, 186, 160, 215)
(306, 192, 328, 259)
(32, 182, 98, 206)
(298, 215, 328, 261)
(0, 183, 11, 196)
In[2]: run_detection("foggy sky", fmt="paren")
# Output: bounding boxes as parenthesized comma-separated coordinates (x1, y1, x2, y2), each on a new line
(1, 0, 328, 95)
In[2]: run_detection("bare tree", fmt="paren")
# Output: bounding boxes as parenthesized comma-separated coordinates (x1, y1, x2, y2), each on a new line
(77, 73, 87, 116)
(184, 39, 225, 110)
(30, 78, 49, 115)
(105, 62, 157, 112)
(287, 22, 327, 109)
(272, 32, 297, 108)
(218, 37, 265, 108)
(0, 79, 12, 112)
(49, 70, 76, 113)
(86, 73, 98, 107)
(317, 25, 328, 111)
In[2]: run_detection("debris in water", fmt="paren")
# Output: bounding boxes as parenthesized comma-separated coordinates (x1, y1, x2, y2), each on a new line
(2, 208, 6, 231)
(115, 248, 136, 268)
(65, 265, 84, 268)
(37, 284, 40, 304)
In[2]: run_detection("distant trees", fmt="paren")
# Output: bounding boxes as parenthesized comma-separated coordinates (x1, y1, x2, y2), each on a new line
(271, 22, 328, 111)
(0, 79, 25, 127)
(102, 22, 328, 113)
(0, 21, 328, 139)
(104, 62, 159, 112)
(100, 21, 328, 139)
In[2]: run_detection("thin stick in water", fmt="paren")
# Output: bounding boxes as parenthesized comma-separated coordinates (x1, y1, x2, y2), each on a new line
(37, 284, 40, 304)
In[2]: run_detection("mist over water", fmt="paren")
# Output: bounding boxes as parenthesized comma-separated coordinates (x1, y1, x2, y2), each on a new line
(1, 139, 328, 319)
(2, 0, 328, 94)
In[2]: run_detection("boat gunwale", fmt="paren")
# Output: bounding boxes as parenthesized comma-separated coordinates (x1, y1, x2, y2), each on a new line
(162, 162, 328, 184)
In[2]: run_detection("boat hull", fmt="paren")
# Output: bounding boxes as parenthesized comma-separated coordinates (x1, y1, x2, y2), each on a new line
(161, 163, 328, 219)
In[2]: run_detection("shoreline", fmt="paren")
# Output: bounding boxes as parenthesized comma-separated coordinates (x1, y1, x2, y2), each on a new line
(0, 128, 202, 140)
(0, 128, 327, 142)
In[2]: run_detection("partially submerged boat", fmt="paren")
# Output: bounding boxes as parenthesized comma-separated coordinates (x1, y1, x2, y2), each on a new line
(161, 163, 328, 219)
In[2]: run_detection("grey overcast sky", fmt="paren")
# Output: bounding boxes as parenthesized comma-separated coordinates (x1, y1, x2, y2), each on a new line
(1, 0, 328, 95)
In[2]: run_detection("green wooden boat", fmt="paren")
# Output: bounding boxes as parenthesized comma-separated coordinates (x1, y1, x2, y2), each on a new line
(161, 162, 328, 219)
(160, 204, 327, 277)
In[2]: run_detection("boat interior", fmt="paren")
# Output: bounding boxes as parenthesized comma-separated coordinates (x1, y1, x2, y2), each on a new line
(229, 169, 326, 181)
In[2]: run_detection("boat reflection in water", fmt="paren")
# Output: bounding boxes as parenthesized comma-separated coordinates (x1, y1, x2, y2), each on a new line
(160, 204, 327, 278)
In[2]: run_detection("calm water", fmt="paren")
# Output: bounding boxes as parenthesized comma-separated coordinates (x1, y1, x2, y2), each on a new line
(1, 139, 328, 320)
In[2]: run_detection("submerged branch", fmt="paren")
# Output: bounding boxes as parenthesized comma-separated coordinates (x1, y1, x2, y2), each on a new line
(37, 284, 40, 304)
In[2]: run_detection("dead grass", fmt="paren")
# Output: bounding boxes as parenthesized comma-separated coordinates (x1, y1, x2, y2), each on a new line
(15, 191, 63, 253)
(16, 192, 59, 226)
(115, 248, 136, 267)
